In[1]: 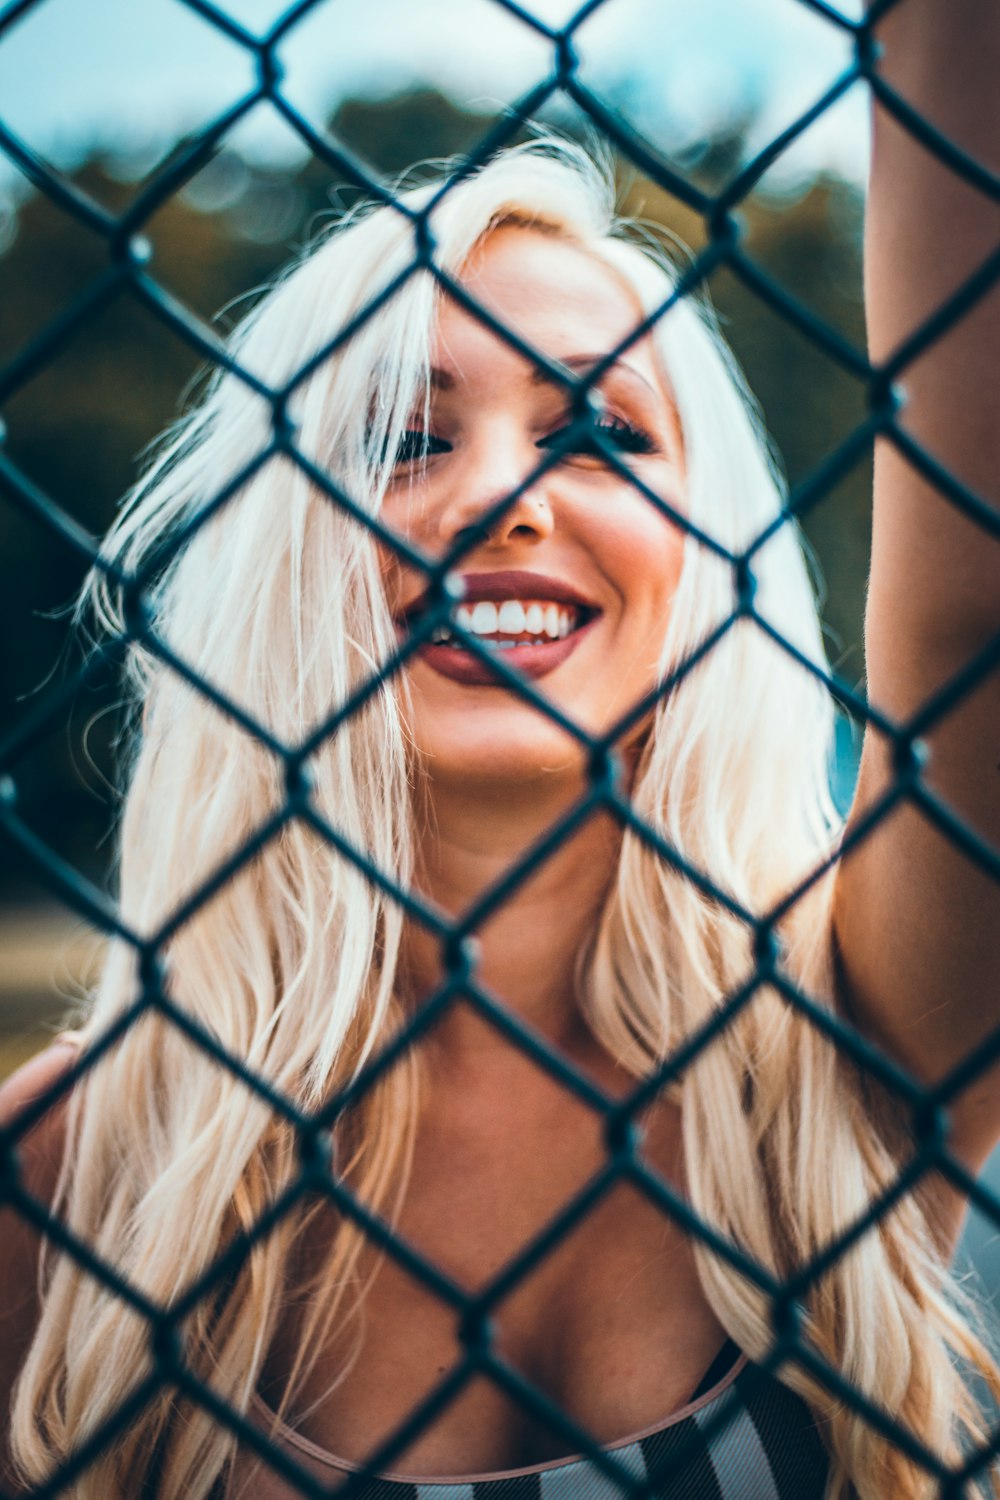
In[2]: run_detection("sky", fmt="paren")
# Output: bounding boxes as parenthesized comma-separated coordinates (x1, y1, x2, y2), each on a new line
(0, 0, 870, 211)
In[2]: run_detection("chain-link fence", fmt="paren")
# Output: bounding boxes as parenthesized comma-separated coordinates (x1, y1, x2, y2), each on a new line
(1, 0, 999, 1496)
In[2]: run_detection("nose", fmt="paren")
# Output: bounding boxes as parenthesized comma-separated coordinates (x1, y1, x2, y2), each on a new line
(436, 425, 555, 555)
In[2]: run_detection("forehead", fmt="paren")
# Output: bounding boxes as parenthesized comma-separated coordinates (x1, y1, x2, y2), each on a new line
(435, 225, 660, 384)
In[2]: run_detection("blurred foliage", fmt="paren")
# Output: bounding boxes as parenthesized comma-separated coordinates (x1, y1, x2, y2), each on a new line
(0, 88, 870, 897)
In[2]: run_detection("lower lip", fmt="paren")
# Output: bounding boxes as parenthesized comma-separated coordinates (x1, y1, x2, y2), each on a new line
(407, 617, 599, 686)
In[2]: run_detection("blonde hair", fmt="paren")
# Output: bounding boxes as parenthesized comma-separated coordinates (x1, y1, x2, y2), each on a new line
(11, 139, 999, 1499)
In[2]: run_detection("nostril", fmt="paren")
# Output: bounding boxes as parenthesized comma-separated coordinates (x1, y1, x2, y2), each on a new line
(450, 521, 493, 554)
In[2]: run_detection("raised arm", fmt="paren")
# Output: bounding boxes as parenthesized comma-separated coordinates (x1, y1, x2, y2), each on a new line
(832, 0, 1000, 1173)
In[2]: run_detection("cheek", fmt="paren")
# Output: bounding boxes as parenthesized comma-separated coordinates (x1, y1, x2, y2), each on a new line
(377, 486, 430, 580)
(592, 500, 688, 620)
(376, 546, 406, 623)
(598, 505, 688, 753)
(376, 498, 434, 617)
(380, 477, 449, 556)
(380, 486, 421, 540)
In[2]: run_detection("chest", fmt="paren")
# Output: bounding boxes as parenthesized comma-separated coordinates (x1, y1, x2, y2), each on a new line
(259, 1096, 728, 1474)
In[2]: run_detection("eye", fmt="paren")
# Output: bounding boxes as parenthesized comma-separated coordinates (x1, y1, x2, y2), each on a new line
(393, 429, 451, 465)
(537, 415, 657, 459)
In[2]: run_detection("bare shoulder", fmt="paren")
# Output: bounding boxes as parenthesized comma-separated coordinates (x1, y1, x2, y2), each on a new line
(0, 1036, 81, 1126)
(0, 1037, 82, 1199)
(0, 1038, 82, 1491)
(0, 1038, 81, 1308)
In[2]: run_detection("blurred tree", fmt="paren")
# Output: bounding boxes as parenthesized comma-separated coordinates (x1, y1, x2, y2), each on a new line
(0, 88, 869, 897)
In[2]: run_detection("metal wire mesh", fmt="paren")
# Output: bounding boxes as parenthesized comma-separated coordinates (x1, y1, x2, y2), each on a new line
(0, 0, 998, 1496)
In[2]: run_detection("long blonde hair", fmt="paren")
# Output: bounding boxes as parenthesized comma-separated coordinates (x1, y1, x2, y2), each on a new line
(11, 139, 999, 1499)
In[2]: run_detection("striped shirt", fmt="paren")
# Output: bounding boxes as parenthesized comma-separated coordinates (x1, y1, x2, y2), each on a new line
(232, 1341, 831, 1498)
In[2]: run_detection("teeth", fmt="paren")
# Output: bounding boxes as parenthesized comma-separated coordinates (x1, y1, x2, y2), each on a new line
(470, 601, 498, 634)
(418, 598, 585, 648)
(497, 600, 526, 634)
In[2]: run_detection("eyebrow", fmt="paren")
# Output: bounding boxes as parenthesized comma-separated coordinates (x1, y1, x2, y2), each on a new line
(531, 352, 658, 398)
(425, 354, 658, 398)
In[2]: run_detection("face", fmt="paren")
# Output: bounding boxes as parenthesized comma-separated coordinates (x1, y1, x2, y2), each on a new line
(379, 226, 687, 790)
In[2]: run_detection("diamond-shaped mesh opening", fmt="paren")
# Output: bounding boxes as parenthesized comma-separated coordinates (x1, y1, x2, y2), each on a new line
(1, 1, 999, 1497)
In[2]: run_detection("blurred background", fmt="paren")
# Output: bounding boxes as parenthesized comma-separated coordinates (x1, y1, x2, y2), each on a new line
(1, 0, 997, 1295)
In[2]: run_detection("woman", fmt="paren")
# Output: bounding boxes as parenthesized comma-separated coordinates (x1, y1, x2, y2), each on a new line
(2, 4, 998, 1497)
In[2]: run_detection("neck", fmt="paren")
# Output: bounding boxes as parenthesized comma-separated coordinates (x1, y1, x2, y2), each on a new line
(400, 768, 623, 1085)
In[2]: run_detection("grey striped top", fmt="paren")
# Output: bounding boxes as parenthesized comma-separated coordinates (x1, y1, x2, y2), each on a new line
(232, 1341, 831, 1498)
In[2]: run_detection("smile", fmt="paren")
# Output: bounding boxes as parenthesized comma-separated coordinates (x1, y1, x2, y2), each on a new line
(398, 572, 600, 686)
(429, 598, 581, 648)
(401, 603, 599, 687)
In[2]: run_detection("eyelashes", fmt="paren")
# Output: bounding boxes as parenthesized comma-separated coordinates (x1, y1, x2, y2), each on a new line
(393, 430, 451, 464)
(391, 415, 657, 467)
(538, 415, 657, 458)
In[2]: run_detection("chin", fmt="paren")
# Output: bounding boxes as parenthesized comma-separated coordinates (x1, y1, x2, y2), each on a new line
(415, 719, 591, 794)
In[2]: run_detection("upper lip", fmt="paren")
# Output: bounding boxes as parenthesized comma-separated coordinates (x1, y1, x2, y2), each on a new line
(400, 570, 598, 620)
